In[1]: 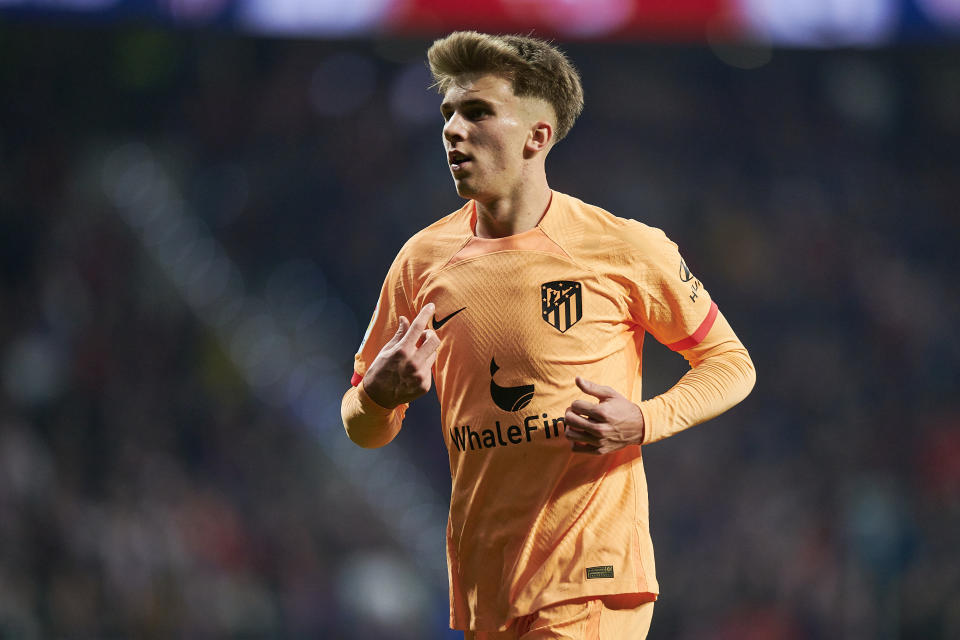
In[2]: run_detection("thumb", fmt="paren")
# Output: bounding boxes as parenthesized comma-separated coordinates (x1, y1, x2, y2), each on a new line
(576, 376, 617, 399)
(387, 316, 410, 344)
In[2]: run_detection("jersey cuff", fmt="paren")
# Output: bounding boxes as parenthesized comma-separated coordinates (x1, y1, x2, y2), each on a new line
(665, 302, 719, 351)
(357, 381, 394, 414)
(638, 402, 655, 445)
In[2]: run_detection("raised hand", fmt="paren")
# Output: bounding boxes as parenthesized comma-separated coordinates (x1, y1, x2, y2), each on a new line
(564, 377, 645, 455)
(362, 303, 441, 409)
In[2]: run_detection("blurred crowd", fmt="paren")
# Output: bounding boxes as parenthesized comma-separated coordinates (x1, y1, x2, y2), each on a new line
(0, 26, 958, 638)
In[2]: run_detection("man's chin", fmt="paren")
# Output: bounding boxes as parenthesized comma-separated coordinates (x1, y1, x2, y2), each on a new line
(454, 179, 478, 199)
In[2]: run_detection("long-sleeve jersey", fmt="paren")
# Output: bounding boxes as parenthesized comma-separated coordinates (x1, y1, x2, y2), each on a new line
(341, 191, 755, 631)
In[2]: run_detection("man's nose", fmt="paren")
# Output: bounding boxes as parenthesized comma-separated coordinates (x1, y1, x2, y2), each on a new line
(443, 113, 465, 142)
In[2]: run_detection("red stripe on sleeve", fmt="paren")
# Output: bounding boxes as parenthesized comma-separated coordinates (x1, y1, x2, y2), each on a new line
(351, 371, 363, 387)
(666, 302, 719, 351)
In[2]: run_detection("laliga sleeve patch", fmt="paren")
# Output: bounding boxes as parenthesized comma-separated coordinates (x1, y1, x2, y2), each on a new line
(358, 298, 380, 353)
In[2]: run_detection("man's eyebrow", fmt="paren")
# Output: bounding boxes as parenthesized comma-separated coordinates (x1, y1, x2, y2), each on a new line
(440, 98, 496, 112)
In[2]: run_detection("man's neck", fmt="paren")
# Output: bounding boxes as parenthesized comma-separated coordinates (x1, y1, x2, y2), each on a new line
(474, 181, 552, 239)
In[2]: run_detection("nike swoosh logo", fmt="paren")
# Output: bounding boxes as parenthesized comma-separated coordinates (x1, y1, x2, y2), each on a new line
(432, 306, 466, 330)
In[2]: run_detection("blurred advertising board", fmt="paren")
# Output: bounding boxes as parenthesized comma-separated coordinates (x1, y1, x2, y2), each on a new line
(1, 0, 958, 44)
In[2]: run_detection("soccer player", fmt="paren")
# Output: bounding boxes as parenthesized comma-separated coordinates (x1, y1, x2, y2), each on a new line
(341, 31, 756, 639)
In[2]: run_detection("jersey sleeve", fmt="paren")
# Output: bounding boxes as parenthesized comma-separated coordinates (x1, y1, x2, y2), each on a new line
(624, 226, 718, 351)
(342, 254, 414, 449)
(638, 309, 756, 444)
(351, 254, 415, 386)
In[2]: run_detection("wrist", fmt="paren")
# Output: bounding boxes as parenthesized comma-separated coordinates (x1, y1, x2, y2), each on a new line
(358, 381, 395, 413)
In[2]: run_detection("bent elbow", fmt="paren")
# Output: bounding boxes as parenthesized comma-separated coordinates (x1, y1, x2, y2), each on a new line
(345, 423, 395, 449)
(340, 384, 403, 449)
(739, 348, 757, 400)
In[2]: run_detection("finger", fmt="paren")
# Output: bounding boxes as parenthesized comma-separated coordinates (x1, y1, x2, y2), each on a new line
(422, 328, 441, 352)
(564, 411, 603, 438)
(571, 442, 602, 455)
(565, 426, 601, 447)
(575, 376, 618, 400)
(402, 303, 435, 345)
(385, 316, 409, 346)
(421, 345, 440, 372)
(414, 329, 441, 362)
(569, 399, 603, 422)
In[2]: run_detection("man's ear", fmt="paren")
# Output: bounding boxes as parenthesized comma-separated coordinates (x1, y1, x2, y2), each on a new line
(525, 120, 553, 157)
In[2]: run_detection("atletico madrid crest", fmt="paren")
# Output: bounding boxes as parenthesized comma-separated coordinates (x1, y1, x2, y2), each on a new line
(541, 280, 582, 333)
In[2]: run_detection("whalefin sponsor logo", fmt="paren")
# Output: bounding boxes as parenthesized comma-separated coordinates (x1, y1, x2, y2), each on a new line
(449, 412, 567, 452)
(489, 357, 534, 411)
(449, 356, 561, 452)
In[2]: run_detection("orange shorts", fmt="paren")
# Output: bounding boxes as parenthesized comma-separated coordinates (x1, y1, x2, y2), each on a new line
(462, 595, 655, 640)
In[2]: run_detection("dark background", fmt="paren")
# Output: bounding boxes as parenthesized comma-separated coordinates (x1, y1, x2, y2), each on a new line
(1, 21, 958, 639)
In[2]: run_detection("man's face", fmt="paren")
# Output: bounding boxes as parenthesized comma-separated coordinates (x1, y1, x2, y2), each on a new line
(440, 74, 537, 201)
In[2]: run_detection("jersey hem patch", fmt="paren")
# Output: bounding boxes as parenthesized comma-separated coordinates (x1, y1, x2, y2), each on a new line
(586, 565, 615, 579)
(666, 302, 718, 351)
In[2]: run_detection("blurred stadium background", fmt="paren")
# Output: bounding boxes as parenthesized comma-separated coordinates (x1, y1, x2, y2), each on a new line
(1, 0, 958, 638)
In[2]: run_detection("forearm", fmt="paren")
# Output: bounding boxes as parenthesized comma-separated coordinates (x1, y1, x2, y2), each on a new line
(640, 312, 756, 444)
(340, 382, 407, 448)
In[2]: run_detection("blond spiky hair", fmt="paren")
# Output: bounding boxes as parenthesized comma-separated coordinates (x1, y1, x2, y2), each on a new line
(427, 31, 584, 142)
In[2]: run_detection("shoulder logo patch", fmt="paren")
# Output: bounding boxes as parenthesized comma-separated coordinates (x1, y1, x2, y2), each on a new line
(541, 281, 582, 333)
(679, 259, 702, 303)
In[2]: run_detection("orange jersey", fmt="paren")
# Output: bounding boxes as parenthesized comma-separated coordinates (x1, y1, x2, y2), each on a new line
(347, 191, 746, 631)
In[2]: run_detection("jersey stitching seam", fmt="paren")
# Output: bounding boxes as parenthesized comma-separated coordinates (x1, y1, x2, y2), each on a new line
(422, 249, 583, 292)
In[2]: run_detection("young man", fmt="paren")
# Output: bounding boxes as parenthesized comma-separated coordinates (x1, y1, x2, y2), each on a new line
(341, 31, 756, 639)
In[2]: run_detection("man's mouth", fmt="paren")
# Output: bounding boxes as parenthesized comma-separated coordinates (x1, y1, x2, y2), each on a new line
(448, 151, 472, 171)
